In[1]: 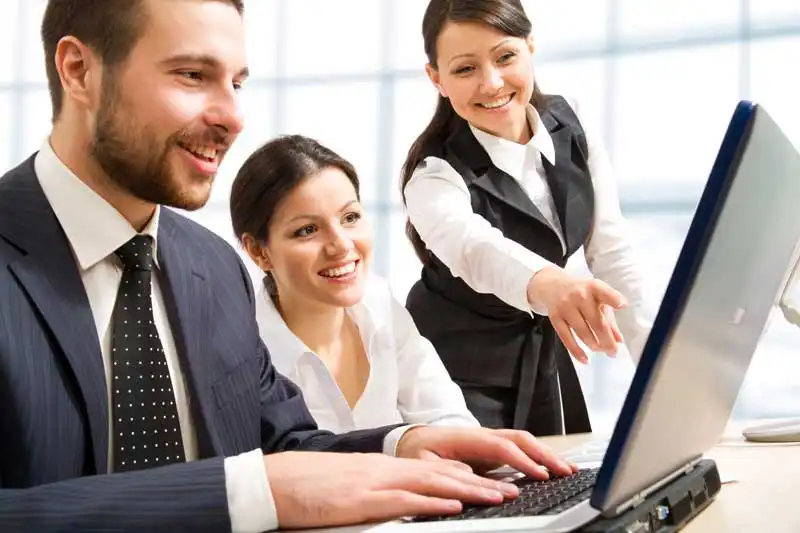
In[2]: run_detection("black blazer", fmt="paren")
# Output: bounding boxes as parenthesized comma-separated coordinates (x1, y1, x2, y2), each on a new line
(0, 155, 396, 533)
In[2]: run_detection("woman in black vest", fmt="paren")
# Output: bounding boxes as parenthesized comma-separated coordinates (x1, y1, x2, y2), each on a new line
(400, 0, 652, 437)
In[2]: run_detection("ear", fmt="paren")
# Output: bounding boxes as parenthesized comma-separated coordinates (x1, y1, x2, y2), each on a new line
(54, 36, 101, 111)
(527, 35, 535, 56)
(425, 63, 447, 98)
(242, 234, 273, 272)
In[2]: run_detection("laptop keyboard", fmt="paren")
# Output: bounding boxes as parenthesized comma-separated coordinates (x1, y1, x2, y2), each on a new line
(414, 467, 599, 522)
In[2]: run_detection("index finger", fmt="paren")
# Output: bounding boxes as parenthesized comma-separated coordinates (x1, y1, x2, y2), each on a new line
(590, 280, 627, 309)
(460, 434, 556, 481)
(493, 430, 576, 477)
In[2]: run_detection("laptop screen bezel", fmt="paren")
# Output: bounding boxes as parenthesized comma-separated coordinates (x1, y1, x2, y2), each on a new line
(589, 100, 757, 512)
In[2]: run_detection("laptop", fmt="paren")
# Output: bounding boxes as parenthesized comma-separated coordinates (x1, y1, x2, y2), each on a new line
(313, 100, 800, 533)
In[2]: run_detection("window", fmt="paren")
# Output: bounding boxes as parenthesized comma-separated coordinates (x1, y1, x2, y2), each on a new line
(0, 2, 21, 84)
(0, 93, 13, 171)
(282, 0, 383, 78)
(390, 0, 429, 71)
(391, 77, 437, 206)
(524, 0, 609, 55)
(612, 44, 740, 191)
(280, 81, 381, 205)
(749, 0, 800, 30)
(749, 36, 800, 146)
(4, 0, 800, 433)
(21, 89, 52, 158)
(242, 0, 279, 79)
(616, 0, 741, 43)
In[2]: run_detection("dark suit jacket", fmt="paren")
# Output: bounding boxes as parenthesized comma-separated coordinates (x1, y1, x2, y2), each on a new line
(0, 156, 396, 533)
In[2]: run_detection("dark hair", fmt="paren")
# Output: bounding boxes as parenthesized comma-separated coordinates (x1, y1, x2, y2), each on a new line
(230, 135, 360, 294)
(400, 0, 545, 264)
(41, 0, 244, 121)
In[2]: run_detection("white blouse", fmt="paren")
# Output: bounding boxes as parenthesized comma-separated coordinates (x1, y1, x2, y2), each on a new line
(255, 273, 479, 433)
(403, 97, 652, 363)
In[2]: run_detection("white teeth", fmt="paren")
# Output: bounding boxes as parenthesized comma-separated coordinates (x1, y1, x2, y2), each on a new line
(184, 143, 218, 160)
(320, 262, 357, 278)
(481, 95, 512, 109)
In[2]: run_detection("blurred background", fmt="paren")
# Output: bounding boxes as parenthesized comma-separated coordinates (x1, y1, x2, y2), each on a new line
(3, 0, 799, 434)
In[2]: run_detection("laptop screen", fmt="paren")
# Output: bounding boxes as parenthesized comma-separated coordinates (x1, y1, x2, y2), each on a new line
(591, 101, 800, 514)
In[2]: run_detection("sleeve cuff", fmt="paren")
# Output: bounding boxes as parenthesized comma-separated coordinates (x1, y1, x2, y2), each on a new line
(383, 424, 425, 456)
(225, 448, 278, 533)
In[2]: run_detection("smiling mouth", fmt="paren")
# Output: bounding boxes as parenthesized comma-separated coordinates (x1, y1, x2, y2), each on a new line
(319, 260, 359, 278)
(177, 141, 219, 162)
(477, 93, 514, 109)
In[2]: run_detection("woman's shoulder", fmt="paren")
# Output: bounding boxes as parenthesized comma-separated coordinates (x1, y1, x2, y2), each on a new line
(253, 282, 306, 372)
(406, 154, 469, 194)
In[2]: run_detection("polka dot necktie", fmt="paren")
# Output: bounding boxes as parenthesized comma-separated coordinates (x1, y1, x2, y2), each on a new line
(111, 235, 185, 472)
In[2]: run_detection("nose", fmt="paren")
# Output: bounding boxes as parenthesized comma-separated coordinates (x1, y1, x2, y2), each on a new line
(325, 226, 355, 257)
(205, 86, 244, 137)
(481, 66, 503, 94)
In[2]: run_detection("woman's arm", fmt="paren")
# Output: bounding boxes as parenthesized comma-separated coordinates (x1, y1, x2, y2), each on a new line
(404, 157, 557, 315)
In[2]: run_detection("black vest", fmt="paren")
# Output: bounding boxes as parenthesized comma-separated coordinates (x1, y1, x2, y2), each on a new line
(406, 95, 594, 435)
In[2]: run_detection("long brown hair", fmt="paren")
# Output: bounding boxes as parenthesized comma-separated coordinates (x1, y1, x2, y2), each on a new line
(400, 0, 546, 264)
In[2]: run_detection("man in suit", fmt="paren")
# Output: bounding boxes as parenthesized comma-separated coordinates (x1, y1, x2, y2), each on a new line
(0, 1, 576, 531)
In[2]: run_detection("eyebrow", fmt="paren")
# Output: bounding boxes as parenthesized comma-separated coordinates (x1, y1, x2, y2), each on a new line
(159, 53, 250, 79)
(447, 38, 514, 67)
(286, 200, 360, 224)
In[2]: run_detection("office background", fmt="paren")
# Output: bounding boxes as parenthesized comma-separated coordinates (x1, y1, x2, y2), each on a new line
(3, 0, 799, 433)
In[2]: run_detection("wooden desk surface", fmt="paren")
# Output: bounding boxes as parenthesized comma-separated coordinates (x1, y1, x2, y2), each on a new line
(542, 420, 800, 532)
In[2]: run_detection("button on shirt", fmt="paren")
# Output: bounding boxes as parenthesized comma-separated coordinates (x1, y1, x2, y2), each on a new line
(34, 140, 277, 533)
(256, 273, 479, 433)
(404, 98, 652, 362)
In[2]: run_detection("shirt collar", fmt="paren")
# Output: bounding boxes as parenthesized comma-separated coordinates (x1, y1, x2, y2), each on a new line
(256, 287, 312, 368)
(34, 138, 161, 272)
(256, 273, 387, 369)
(469, 104, 556, 180)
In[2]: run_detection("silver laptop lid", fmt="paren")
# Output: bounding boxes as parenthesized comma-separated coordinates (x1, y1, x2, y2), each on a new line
(591, 102, 800, 514)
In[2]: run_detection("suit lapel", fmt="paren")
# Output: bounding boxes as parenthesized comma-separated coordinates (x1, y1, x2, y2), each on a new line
(448, 121, 552, 228)
(542, 108, 590, 254)
(0, 160, 108, 474)
(156, 213, 223, 456)
(473, 168, 551, 228)
(544, 126, 574, 249)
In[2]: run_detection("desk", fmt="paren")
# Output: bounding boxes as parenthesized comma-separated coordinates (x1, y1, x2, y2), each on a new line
(542, 420, 800, 532)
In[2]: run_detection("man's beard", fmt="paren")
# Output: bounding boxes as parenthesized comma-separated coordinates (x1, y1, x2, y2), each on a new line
(89, 75, 224, 211)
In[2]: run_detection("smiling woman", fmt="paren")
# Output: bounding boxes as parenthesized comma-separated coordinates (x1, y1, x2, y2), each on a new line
(229, 134, 480, 432)
(398, 0, 653, 438)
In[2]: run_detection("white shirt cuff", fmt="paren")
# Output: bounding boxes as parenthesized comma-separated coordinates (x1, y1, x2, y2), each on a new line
(504, 256, 550, 316)
(383, 424, 424, 456)
(225, 448, 278, 533)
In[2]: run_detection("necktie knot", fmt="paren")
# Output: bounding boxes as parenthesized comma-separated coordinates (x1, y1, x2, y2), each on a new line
(115, 235, 154, 272)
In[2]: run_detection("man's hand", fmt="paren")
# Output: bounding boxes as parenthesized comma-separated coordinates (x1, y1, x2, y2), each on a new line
(396, 426, 578, 480)
(265, 451, 521, 529)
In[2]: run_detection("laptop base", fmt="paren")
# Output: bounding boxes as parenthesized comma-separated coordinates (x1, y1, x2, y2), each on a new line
(578, 459, 721, 533)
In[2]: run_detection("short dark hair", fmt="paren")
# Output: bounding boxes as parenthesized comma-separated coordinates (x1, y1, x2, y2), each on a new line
(41, 0, 245, 120)
(230, 135, 361, 246)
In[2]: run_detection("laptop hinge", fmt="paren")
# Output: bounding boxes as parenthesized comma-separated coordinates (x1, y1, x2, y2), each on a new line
(613, 456, 703, 515)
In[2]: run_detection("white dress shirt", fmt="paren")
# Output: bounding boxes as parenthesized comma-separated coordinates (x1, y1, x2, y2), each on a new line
(404, 98, 651, 362)
(34, 140, 275, 533)
(256, 273, 479, 433)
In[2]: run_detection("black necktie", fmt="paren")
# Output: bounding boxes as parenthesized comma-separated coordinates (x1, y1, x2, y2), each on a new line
(111, 235, 185, 472)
